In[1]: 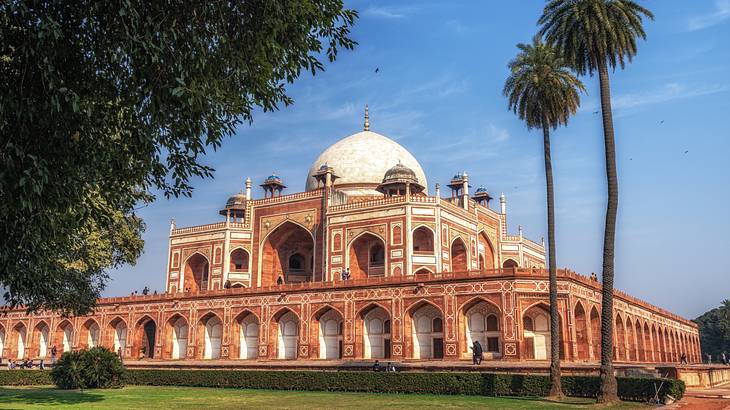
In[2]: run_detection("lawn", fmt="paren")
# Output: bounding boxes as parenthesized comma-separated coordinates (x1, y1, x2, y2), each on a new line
(0, 386, 647, 409)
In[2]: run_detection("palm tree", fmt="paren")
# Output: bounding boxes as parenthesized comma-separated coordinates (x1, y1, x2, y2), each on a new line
(538, 0, 654, 403)
(503, 36, 584, 399)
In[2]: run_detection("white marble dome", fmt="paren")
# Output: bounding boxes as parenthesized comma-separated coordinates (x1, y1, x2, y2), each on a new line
(305, 130, 428, 195)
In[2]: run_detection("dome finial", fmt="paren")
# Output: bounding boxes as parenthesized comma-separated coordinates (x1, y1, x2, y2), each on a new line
(364, 104, 370, 131)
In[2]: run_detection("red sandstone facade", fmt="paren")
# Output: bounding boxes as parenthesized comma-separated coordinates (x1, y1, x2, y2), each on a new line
(0, 121, 701, 365)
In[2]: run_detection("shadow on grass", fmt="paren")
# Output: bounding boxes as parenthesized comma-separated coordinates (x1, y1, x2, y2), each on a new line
(0, 387, 105, 406)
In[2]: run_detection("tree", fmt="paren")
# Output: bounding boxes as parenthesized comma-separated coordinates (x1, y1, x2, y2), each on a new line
(503, 36, 585, 399)
(0, 1, 357, 315)
(694, 300, 730, 360)
(538, 0, 653, 403)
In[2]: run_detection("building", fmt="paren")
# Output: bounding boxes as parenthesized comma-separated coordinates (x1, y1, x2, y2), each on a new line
(0, 108, 700, 365)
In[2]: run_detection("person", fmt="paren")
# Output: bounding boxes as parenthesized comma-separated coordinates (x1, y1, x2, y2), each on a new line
(7, 361, 12, 370)
(344, 268, 351, 280)
(50, 345, 57, 365)
(372, 360, 381, 372)
(341, 270, 347, 281)
(680, 353, 687, 365)
(722, 352, 727, 365)
(471, 340, 483, 365)
(142, 286, 149, 295)
(387, 362, 397, 372)
(277, 276, 284, 285)
(118, 347, 124, 364)
(39, 359, 45, 370)
(153, 290, 158, 295)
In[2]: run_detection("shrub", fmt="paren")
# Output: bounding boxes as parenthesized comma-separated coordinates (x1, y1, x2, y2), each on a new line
(50, 347, 125, 389)
(122, 370, 684, 402)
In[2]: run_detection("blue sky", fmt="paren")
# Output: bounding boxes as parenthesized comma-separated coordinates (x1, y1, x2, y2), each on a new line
(110, 0, 730, 319)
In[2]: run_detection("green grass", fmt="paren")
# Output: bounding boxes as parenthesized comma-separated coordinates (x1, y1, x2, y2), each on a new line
(0, 386, 647, 409)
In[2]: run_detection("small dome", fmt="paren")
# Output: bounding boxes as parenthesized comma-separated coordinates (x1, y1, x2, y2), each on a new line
(264, 174, 282, 183)
(475, 186, 488, 194)
(382, 162, 419, 184)
(225, 192, 246, 208)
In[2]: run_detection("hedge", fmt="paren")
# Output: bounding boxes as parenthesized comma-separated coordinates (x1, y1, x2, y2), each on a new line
(0, 370, 52, 386)
(0, 369, 684, 402)
(123, 370, 683, 402)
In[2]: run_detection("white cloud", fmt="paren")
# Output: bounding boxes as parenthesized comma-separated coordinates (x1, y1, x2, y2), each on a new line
(581, 82, 730, 112)
(488, 123, 511, 142)
(687, 0, 730, 31)
(363, 6, 412, 19)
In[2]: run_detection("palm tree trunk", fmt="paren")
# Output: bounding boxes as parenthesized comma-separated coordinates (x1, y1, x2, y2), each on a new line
(597, 59, 619, 403)
(543, 123, 563, 399)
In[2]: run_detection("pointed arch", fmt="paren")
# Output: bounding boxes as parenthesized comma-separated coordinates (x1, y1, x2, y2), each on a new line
(0, 323, 5, 359)
(229, 247, 250, 272)
(450, 237, 468, 272)
(54, 319, 75, 354)
(260, 221, 315, 286)
(461, 297, 502, 359)
(413, 267, 434, 275)
(162, 313, 188, 359)
(574, 302, 589, 361)
(10, 322, 28, 359)
(406, 300, 444, 359)
(79, 318, 101, 349)
(477, 231, 496, 270)
(502, 258, 519, 268)
(358, 302, 392, 359)
(313, 305, 344, 359)
(132, 315, 157, 359)
(32, 320, 51, 359)
(643, 322, 652, 362)
(182, 251, 210, 293)
(589, 306, 600, 361)
(105, 317, 128, 356)
(412, 225, 435, 253)
(348, 232, 386, 279)
(197, 312, 222, 360)
(522, 302, 565, 360)
(625, 316, 636, 362)
(233, 309, 259, 360)
(271, 308, 299, 359)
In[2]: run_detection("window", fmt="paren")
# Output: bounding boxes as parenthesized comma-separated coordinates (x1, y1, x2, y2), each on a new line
(289, 253, 304, 270)
(523, 316, 534, 332)
(432, 318, 443, 333)
(486, 315, 499, 331)
(487, 337, 500, 352)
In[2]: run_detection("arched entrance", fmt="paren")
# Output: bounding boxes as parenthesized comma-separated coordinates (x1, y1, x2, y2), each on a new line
(477, 232, 495, 270)
(12, 323, 27, 359)
(643, 323, 652, 362)
(590, 307, 600, 360)
(230, 248, 250, 272)
(0, 325, 5, 358)
(522, 305, 563, 360)
(55, 320, 74, 354)
(183, 253, 209, 293)
(412, 226, 434, 253)
(198, 313, 222, 360)
(133, 316, 156, 359)
(409, 303, 444, 359)
(109, 318, 128, 356)
(503, 259, 518, 268)
(261, 222, 314, 286)
(574, 303, 589, 361)
(316, 308, 343, 359)
(450, 238, 468, 272)
(275, 310, 299, 359)
(236, 312, 259, 360)
(33, 322, 50, 359)
(349, 233, 386, 278)
(615, 315, 626, 361)
(636, 321, 646, 362)
(80, 319, 100, 349)
(626, 317, 637, 361)
(464, 300, 501, 359)
(523, 308, 550, 360)
(164, 315, 188, 360)
(362, 306, 391, 359)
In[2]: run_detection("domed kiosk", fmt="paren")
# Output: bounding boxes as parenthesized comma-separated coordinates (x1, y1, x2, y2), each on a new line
(305, 107, 427, 197)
